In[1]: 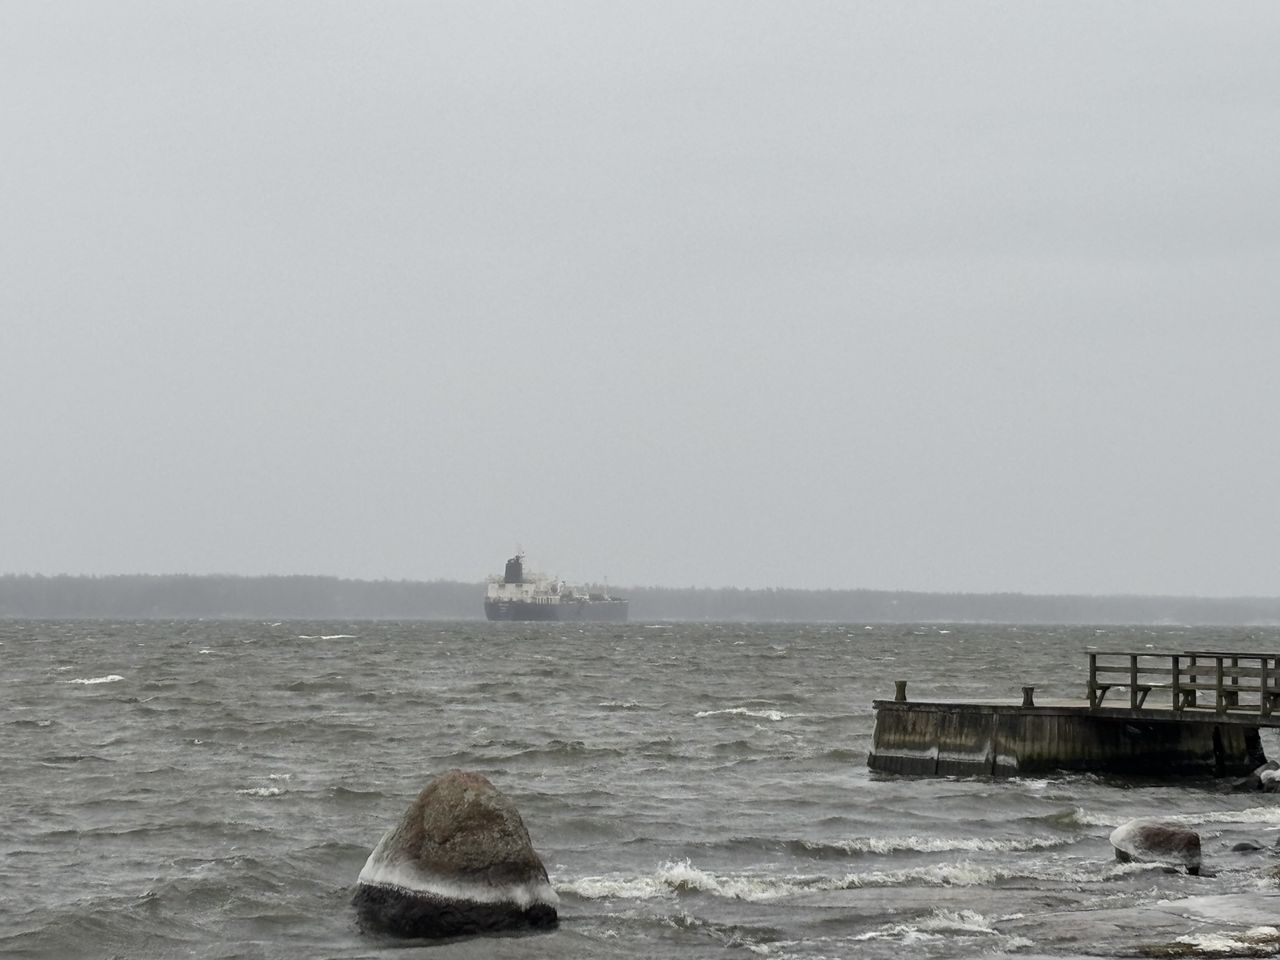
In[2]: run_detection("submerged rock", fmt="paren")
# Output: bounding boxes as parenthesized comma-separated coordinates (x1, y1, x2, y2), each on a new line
(1110, 819, 1201, 875)
(353, 770, 558, 938)
(1229, 760, 1279, 793)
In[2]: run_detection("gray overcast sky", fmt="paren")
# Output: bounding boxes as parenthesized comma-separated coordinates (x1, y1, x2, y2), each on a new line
(2, 2, 1278, 595)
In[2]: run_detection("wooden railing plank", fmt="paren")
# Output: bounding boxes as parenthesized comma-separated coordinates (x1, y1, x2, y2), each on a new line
(1093, 665, 1177, 676)
(1083, 649, 1280, 717)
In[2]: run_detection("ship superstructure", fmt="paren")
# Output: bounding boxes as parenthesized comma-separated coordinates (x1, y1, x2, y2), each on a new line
(484, 552, 628, 622)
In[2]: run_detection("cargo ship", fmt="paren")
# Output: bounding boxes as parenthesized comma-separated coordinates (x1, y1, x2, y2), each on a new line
(484, 552, 628, 622)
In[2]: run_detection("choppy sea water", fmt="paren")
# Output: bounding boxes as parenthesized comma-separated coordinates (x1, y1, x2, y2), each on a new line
(4, 620, 1280, 960)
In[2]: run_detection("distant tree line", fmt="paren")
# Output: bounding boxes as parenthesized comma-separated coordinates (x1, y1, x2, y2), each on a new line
(622, 585, 1280, 625)
(0, 574, 478, 620)
(1, 574, 1279, 624)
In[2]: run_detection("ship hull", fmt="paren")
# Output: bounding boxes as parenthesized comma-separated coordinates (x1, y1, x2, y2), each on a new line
(484, 599, 629, 623)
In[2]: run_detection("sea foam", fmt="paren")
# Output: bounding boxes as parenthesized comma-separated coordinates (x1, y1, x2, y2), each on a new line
(1070, 805, 1280, 829)
(853, 908, 1001, 942)
(1173, 926, 1280, 954)
(558, 856, 1145, 904)
(65, 675, 124, 684)
(812, 835, 1066, 855)
(695, 707, 795, 722)
(560, 860, 800, 902)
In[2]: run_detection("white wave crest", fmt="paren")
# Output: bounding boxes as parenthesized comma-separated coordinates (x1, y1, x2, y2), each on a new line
(917, 908, 1000, 933)
(560, 860, 801, 902)
(236, 787, 283, 798)
(843, 863, 1010, 889)
(660, 860, 792, 900)
(853, 926, 942, 945)
(1174, 926, 1280, 954)
(854, 908, 1002, 942)
(821, 835, 1065, 855)
(1071, 805, 1280, 829)
(1167, 807, 1280, 827)
(560, 856, 1145, 905)
(1069, 807, 1124, 827)
(66, 675, 124, 685)
(841, 857, 1160, 889)
(695, 707, 794, 722)
(558, 875, 669, 900)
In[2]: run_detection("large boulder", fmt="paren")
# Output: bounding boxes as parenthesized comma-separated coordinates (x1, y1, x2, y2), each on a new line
(1109, 819, 1201, 875)
(353, 770, 558, 938)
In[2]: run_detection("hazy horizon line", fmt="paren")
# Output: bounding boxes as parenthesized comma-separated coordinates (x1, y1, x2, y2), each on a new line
(2, 569, 1277, 603)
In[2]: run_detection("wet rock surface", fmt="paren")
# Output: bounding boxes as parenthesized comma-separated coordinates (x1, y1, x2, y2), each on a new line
(1111, 819, 1202, 876)
(1229, 761, 1280, 793)
(354, 770, 558, 939)
(1230, 840, 1265, 853)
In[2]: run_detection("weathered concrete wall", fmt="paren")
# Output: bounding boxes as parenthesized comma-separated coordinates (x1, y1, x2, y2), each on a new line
(868, 702, 1262, 777)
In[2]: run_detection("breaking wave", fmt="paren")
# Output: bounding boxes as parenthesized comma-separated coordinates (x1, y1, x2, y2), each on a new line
(1172, 927, 1280, 955)
(851, 909, 1037, 951)
(854, 908, 1000, 941)
(558, 856, 1154, 903)
(695, 707, 795, 722)
(788, 834, 1068, 856)
(1068, 805, 1280, 829)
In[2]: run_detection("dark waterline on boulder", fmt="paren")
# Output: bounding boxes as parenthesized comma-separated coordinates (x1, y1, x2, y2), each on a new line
(353, 769, 558, 939)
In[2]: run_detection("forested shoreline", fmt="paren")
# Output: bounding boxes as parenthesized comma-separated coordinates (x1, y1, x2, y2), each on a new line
(2, 573, 1278, 625)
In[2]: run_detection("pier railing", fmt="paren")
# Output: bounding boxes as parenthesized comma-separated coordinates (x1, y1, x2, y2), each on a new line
(1088, 651, 1280, 716)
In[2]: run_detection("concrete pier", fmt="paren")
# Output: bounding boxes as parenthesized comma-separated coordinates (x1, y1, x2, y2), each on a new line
(868, 699, 1264, 777)
(868, 651, 1279, 778)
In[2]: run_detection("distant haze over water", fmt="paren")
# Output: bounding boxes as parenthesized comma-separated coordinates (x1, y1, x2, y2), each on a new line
(2, 573, 1280, 624)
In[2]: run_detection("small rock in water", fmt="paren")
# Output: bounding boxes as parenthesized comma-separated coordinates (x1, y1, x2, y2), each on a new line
(1231, 760, 1280, 792)
(1231, 840, 1265, 853)
(1262, 767, 1280, 793)
(353, 770, 558, 938)
(1109, 819, 1201, 875)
